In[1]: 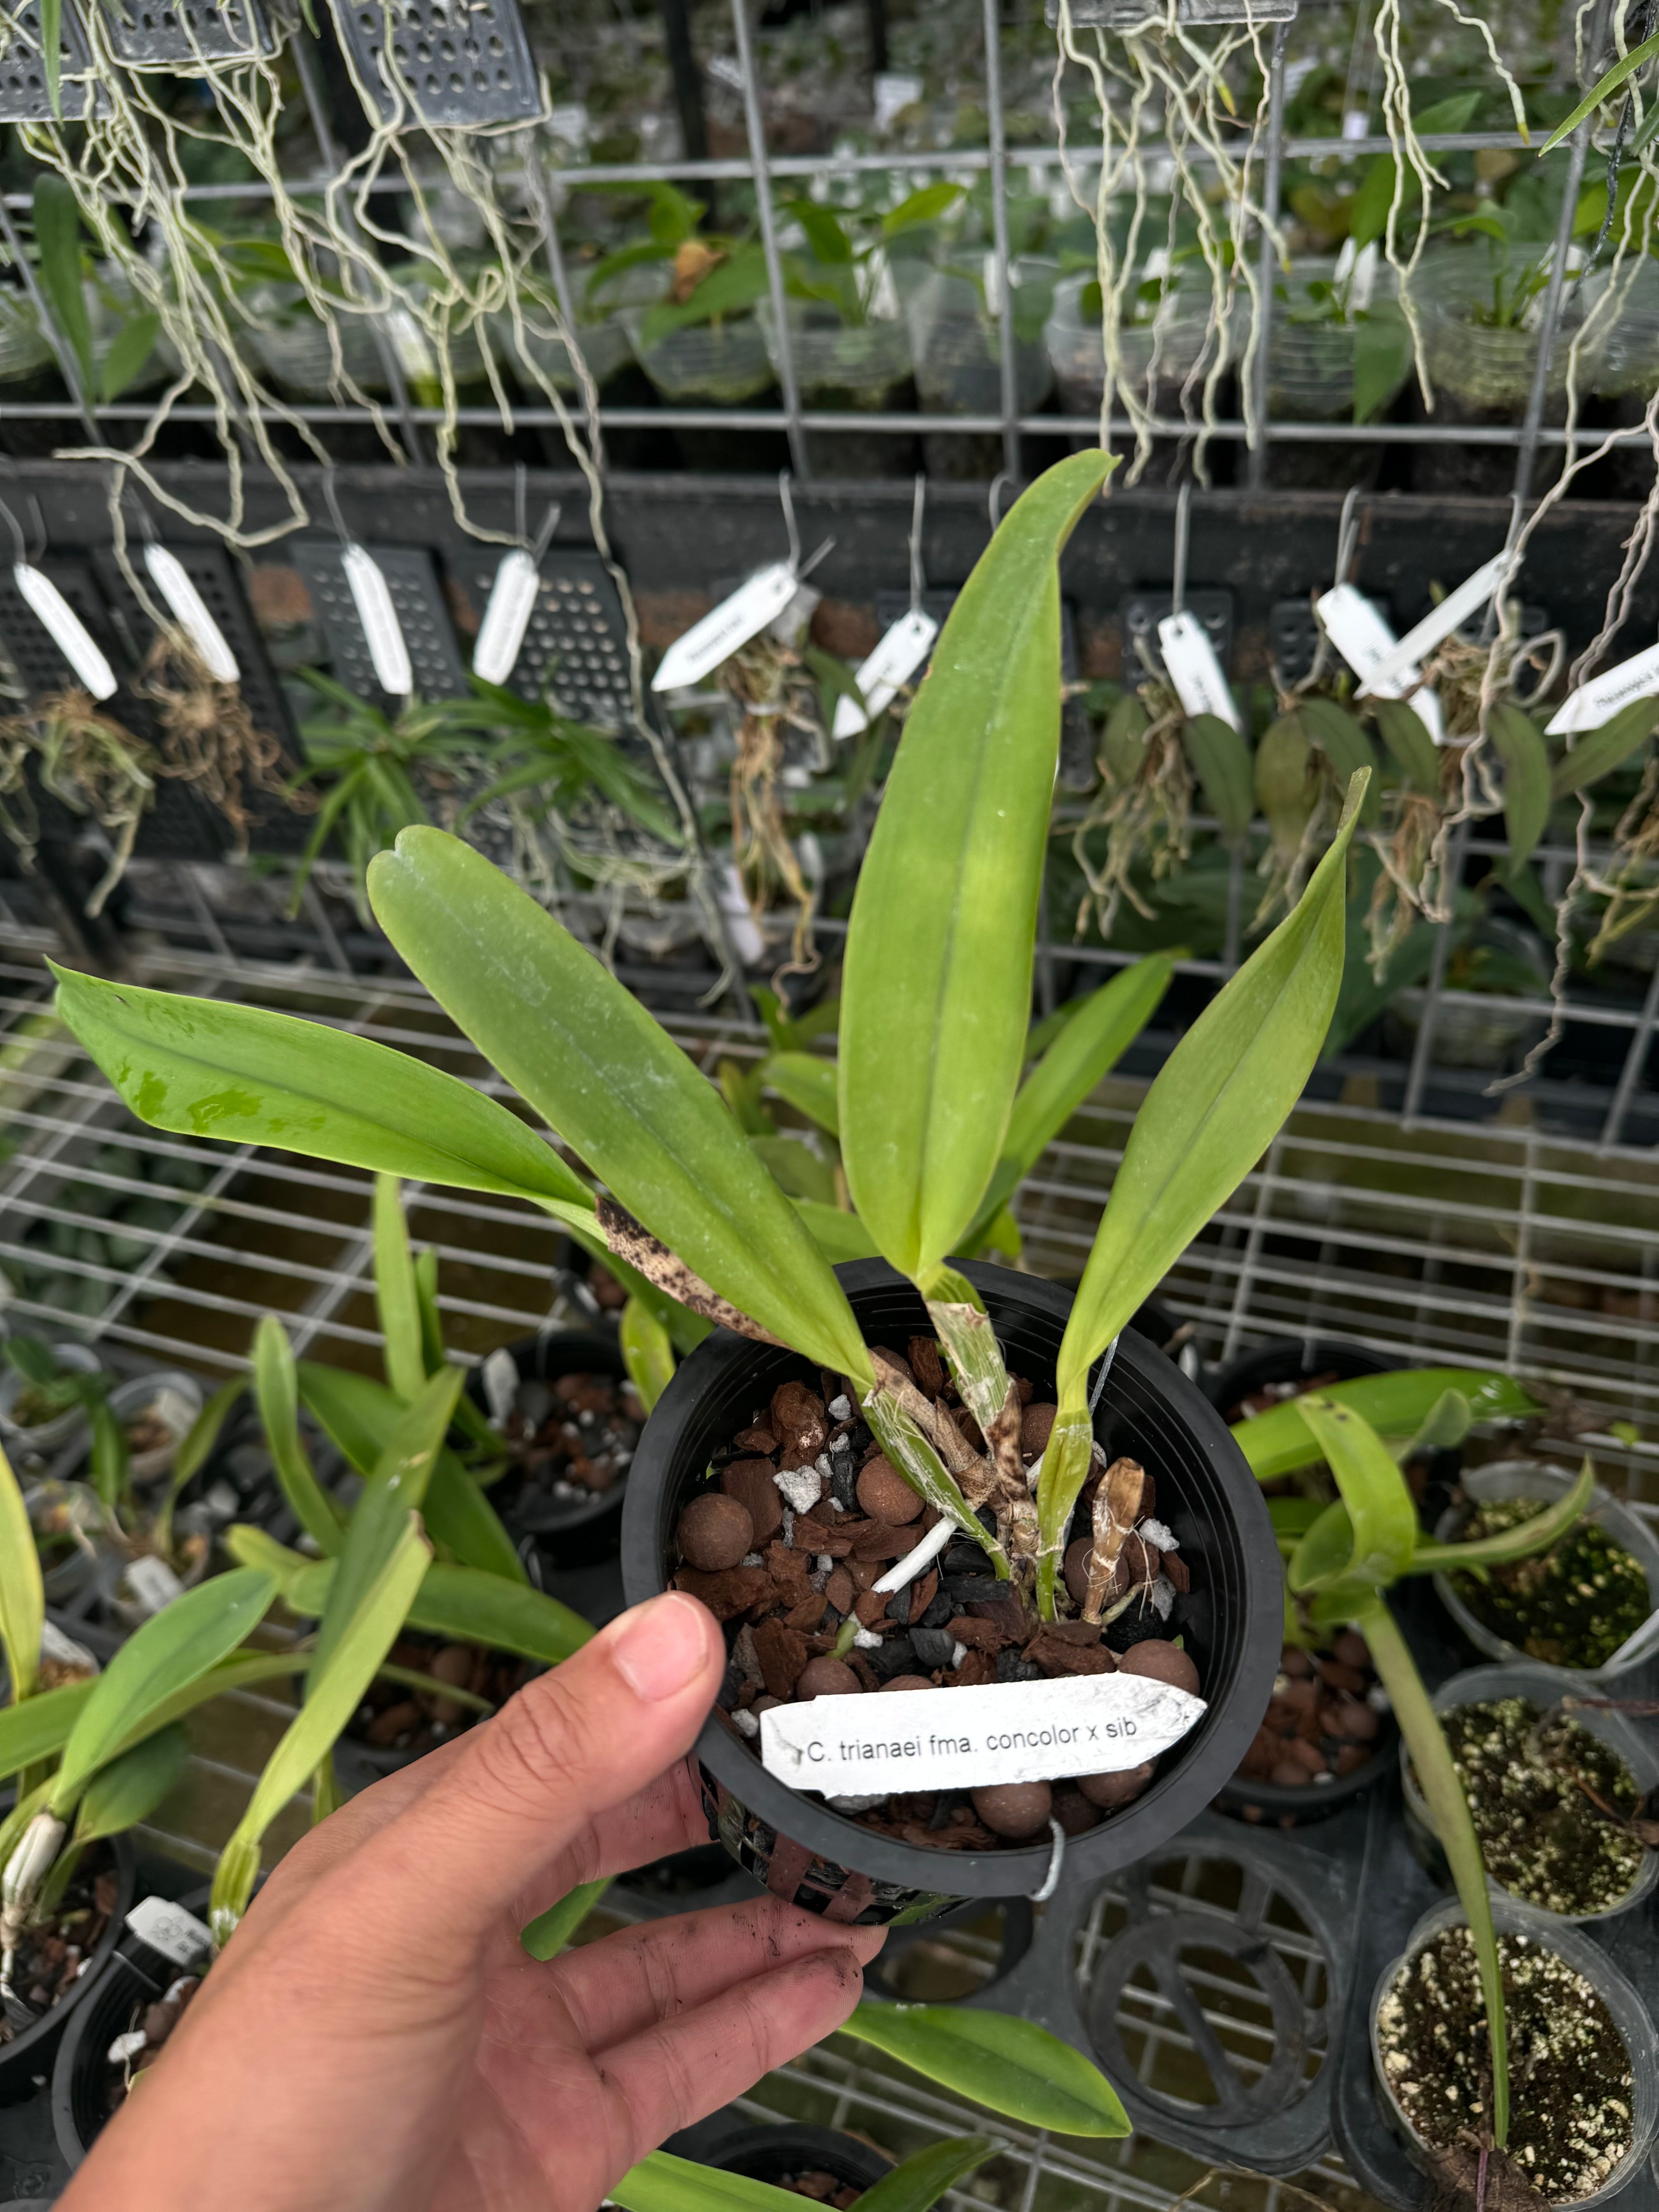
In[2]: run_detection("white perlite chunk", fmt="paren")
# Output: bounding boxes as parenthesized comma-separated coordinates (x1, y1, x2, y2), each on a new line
(854, 1628, 884, 1649)
(108, 2031, 147, 2064)
(814, 1451, 835, 1481)
(1139, 1517, 1178, 1552)
(1148, 1576, 1176, 1620)
(781, 1507, 795, 1547)
(828, 1395, 852, 1420)
(740, 1553, 763, 1568)
(816, 1554, 833, 1574)
(773, 1466, 823, 1514)
(730, 1708, 760, 1738)
(828, 1793, 886, 1811)
(951, 1640, 968, 1667)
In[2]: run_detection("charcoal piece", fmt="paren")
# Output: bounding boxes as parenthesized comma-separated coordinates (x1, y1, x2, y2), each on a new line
(717, 1652, 747, 1709)
(943, 1540, 989, 1573)
(919, 1589, 954, 1629)
(994, 1648, 1042, 1684)
(945, 1575, 1005, 1606)
(910, 1626, 956, 1670)
(831, 1456, 859, 1512)
(869, 1634, 917, 1681)
(1104, 1606, 1168, 1654)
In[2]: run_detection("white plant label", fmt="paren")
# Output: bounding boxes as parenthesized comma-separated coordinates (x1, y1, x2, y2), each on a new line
(1356, 553, 1510, 699)
(651, 563, 799, 692)
(40, 1619, 97, 1674)
(1316, 582, 1445, 744)
(1546, 641, 1659, 736)
(1157, 610, 1240, 730)
(715, 861, 767, 966)
(124, 1554, 185, 1618)
(382, 306, 437, 383)
(473, 548, 541, 685)
(759, 1671, 1205, 1795)
(833, 607, 938, 738)
(481, 1346, 519, 1427)
(341, 544, 413, 697)
(14, 563, 117, 700)
(147, 1385, 198, 1446)
(144, 545, 240, 685)
(126, 1896, 212, 1968)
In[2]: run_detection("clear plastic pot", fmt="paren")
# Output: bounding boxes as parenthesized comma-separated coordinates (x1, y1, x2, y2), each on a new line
(491, 300, 632, 395)
(0, 1341, 101, 1462)
(1433, 1461, 1659, 1681)
(106, 1371, 204, 1486)
(908, 266, 1053, 418)
(1044, 268, 1217, 418)
(1580, 257, 1659, 400)
(1265, 260, 1410, 423)
(1399, 1659, 1659, 1924)
(237, 283, 391, 398)
(1412, 249, 1596, 414)
(1371, 1895, 1659, 2207)
(624, 310, 774, 405)
(0, 289, 54, 382)
(757, 295, 911, 407)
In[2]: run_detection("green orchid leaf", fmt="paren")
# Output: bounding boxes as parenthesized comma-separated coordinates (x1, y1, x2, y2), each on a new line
(414, 1246, 445, 1379)
(1550, 697, 1659, 800)
(254, 1317, 345, 1555)
(211, 1516, 430, 1946)
(1539, 27, 1659, 154)
(296, 1362, 523, 1585)
(1287, 1396, 1418, 1594)
(1235, 1368, 1540, 1480)
(365, 830, 869, 1380)
(759, 1051, 841, 1138)
(794, 1199, 882, 1264)
(373, 1174, 428, 1403)
(50, 964, 596, 1217)
(521, 1876, 611, 1959)
(751, 1134, 838, 1207)
(1410, 1458, 1595, 1572)
(841, 2001, 1130, 2136)
(1300, 698, 1381, 825)
(101, 311, 159, 405)
(1486, 703, 1551, 869)
(838, 451, 1115, 1283)
(1369, 699, 1441, 797)
(0, 1441, 43, 1704)
(619, 1295, 675, 1413)
(612, 2153, 829, 2212)
(50, 1567, 276, 1816)
(72, 1722, 190, 1844)
(857, 2136, 1001, 2212)
(1181, 715, 1254, 845)
(1288, 1498, 1359, 1588)
(1358, 1597, 1508, 2144)
(32, 178, 90, 387)
(966, 955, 1172, 1245)
(1266, 1495, 1327, 1540)
(1401, 1387, 1473, 1460)
(108, 1650, 310, 1762)
(308, 1365, 462, 1691)
(0, 1679, 94, 1781)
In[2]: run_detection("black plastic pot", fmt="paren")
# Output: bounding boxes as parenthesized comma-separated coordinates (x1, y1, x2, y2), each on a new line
(466, 1330, 632, 1571)
(1206, 1338, 1400, 1426)
(622, 1259, 1281, 1925)
(1212, 1708, 1399, 1831)
(706, 2124, 895, 2196)
(51, 1884, 210, 2167)
(0, 1831, 136, 2109)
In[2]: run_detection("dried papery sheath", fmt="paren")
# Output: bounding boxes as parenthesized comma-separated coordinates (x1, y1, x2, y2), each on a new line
(472, 549, 540, 686)
(0, 1810, 67, 1988)
(143, 547, 239, 685)
(923, 1283, 1024, 1496)
(341, 546, 414, 699)
(14, 566, 116, 700)
(862, 1383, 1007, 1573)
(1084, 1457, 1147, 1624)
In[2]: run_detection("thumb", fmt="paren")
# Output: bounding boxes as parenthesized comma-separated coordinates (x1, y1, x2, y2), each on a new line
(357, 1590, 724, 1938)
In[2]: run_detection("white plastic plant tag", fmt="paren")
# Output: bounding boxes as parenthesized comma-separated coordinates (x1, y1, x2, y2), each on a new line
(147, 1384, 198, 1446)
(1546, 641, 1659, 736)
(40, 1619, 98, 1674)
(123, 1554, 185, 1618)
(833, 608, 939, 738)
(472, 548, 541, 686)
(480, 1347, 519, 1428)
(1157, 610, 1240, 730)
(872, 70, 922, 129)
(1316, 582, 1445, 744)
(143, 546, 239, 685)
(715, 861, 767, 967)
(759, 1671, 1206, 1795)
(651, 563, 799, 693)
(126, 1896, 212, 1968)
(341, 544, 413, 698)
(1356, 553, 1510, 699)
(14, 564, 117, 700)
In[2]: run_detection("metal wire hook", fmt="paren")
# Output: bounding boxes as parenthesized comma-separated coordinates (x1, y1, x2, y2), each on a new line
(907, 472, 927, 612)
(1171, 479, 1191, 617)
(321, 467, 352, 547)
(988, 471, 1013, 531)
(1333, 480, 1366, 593)
(1027, 1817, 1066, 1904)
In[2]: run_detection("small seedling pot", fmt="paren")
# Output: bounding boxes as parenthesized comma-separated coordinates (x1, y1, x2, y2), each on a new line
(52, 1884, 211, 2166)
(104, 1372, 204, 1485)
(1433, 1462, 1659, 1682)
(23, 1481, 101, 1607)
(0, 1822, 135, 2109)
(1214, 1692, 1397, 1831)
(1370, 1895, 1659, 2209)
(706, 2123, 895, 2197)
(1399, 1660, 1659, 1925)
(465, 1328, 633, 1571)
(1205, 1336, 1399, 1424)
(0, 1344, 101, 1466)
(622, 1259, 1280, 1924)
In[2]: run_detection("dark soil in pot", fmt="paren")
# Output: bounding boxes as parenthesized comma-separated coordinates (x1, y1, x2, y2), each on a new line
(1376, 1925, 1635, 2202)
(468, 1331, 645, 1573)
(1218, 1628, 1394, 1826)
(0, 1839, 133, 2106)
(708, 2123, 893, 2202)
(622, 1259, 1280, 1923)
(1445, 1507, 1651, 1671)
(344, 1632, 537, 1771)
(1412, 1699, 1647, 1918)
(1206, 1337, 1399, 1425)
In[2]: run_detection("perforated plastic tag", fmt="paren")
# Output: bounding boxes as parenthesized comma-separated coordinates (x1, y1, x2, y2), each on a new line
(14, 563, 116, 699)
(1546, 642, 1659, 736)
(1316, 583, 1444, 744)
(145, 545, 240, 685)
(1355, 553, 1510, 700)
(341, 544, 414, 698)
(472, 550, 541, 687)
(1157, 609, 1240, 729)
(832, 608, 938, 738)
(759, 1671, 1205, 1794)
(651, 564, 799, 692)
(126, 1896, 212, 1968)
(124, 1555, 185, 1618)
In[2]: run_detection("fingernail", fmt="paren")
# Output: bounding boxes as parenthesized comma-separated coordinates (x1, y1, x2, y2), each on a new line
(610, 1591, 714, 1702)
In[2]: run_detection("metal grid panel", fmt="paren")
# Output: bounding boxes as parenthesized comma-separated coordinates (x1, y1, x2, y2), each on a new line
(101, 0, 273, 67)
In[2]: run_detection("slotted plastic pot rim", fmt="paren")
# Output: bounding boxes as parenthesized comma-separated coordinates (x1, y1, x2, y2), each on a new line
(621, 1259, 1282, 1905)
(0, 1822, 135, 2105)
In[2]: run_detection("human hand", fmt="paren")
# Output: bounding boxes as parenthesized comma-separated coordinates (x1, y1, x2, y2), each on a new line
(60, 1591, 885, 2212)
